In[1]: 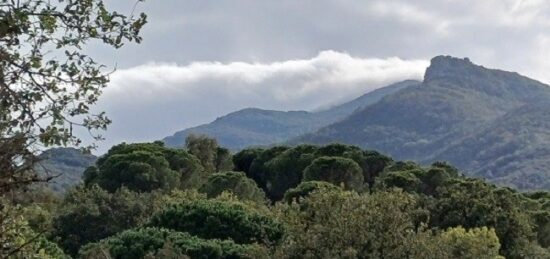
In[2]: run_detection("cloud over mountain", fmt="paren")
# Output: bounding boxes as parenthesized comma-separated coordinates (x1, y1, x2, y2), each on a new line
(90, 51, 428, 153)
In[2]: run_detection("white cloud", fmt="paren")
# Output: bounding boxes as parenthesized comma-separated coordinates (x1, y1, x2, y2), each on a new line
(90, 51, 428, 153)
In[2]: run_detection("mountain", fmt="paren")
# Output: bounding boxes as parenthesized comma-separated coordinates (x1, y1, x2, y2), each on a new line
(296, 56, 550, 190)
(35, 148, 97, 193)
(163, 80, 419, 150)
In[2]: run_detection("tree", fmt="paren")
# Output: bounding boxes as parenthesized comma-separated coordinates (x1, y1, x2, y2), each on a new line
(435, 226, 503, 259)
(232, 148, 264, 174)
(148, 199, 284, 246)
(51, 186, 158, 256)
(79, 227, 267, 259)
(185, 134, 218, 173)
(283, 181, 341, 203)
(263, 145, 318, 200)
(429, 179, 545, 258)
(1, 1, 146, 256)
(0, 0, 146, 194)
(247, 146, 289, 191)
(84, 142, 205, 192)
(302, 156, 364, 191)
(274, 189, 424, 258)
(198, 171, 266, 203)
(0, 200, 68, 258)
(359, 150, 393, 188)
(215, 147, 234, 172)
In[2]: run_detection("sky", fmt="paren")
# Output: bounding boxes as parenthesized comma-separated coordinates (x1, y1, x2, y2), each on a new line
(84, 0, 550, 154)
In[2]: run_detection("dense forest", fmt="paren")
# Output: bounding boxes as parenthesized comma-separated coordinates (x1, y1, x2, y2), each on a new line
(2, 135, 549, 258)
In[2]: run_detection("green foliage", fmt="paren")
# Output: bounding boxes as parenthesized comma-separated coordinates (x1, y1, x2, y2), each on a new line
(94, 151, 179, 193)
(428, 178, 546, 258)
(232, 148, 264, 174)
(183, 134, 235, 173)
(0, 201, 68, 258)
(148, 199, 284, 245)
(283, 181, 341, 203)
(215, 147, 234, 172)
(435, 226, 503, 259)
(10, 141, 550, 258)
(0, 0, 146, 196)
(199, 171, 266, 203)
(303, 156, 364, 191)
(377, 170, 424, 193)
(51, 186, 158, 256)
(359, 150, 393, 187)
(79, 227, 265, 259)
(85, 142, 205, 192)
(263, 145, 319, 200)
(275, 189, 426, 258)
(247, 146, 290, 191)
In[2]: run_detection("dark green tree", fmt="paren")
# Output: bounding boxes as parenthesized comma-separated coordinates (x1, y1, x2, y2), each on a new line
(85, 142, 205, 192)
(199, 171, 266, 203)
(283, 181, 341, 203)
(359, 150, 393, 188)
(247, 146, 289, 191)
(233, 148, 264, 174)
(51, 186, 157, 256)
(303, 156, 364, 191)
(79, 227, 267, 259)
(429, 179, 545, 258)
(185, 134, 219, 173)
(215, 147, 234, 172)
(263, 145, 318, 200)
(148, 199, 284, 246)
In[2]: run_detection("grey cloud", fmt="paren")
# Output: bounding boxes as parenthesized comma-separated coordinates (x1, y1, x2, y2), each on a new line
(87, 51, 427, 154)
(82, 0, 550, 153)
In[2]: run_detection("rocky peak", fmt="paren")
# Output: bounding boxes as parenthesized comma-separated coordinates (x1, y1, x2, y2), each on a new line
(423, 55, 478, 82)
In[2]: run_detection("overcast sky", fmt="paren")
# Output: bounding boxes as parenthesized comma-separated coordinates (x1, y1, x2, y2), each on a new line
(84, 0, 550, 154)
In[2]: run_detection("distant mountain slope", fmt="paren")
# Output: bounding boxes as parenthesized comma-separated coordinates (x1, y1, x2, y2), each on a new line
(163, 80, 419, 150)
(35, 148, 97, 193)
(296, 56, 550, 190)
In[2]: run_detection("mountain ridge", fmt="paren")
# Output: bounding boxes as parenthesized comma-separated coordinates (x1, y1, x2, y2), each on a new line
(294, 56, 550, 190)
(163, 80, 419, 150)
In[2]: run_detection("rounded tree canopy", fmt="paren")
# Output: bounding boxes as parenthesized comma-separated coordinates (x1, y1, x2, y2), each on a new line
(303, 156, 364, 191)
(199, 171, 266, 203)
(79, 227, 263, 259)
(283, 181, 342, 203)
(148, 199, 284, 245)
(263, 144, 319, 201)
(85, 142, 205, 193)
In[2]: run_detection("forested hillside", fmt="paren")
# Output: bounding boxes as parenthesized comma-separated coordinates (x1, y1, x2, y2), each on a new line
(163, 80, 418, 150)
(297, 56, 550, 190)
(6, 138, 549, 258)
